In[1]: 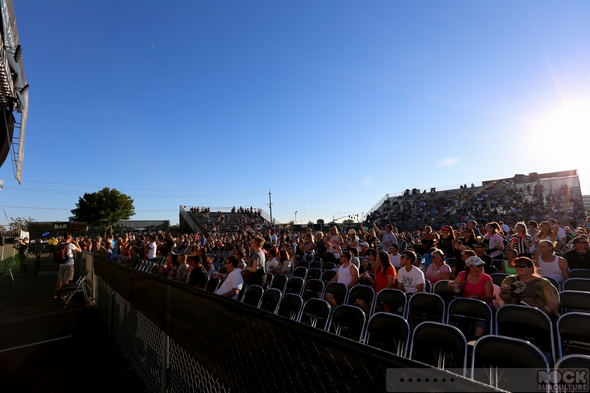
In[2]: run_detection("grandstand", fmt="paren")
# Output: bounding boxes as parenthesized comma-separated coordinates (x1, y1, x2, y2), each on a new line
(367, 170, 585, 230)
(179, 205, 273, 234)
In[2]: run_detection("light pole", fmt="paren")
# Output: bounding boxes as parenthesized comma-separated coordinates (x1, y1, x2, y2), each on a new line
(332, 212, 341, 222)
(295, 211, 298, 223)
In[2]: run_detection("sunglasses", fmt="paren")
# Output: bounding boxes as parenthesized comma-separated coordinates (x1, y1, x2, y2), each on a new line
(400, 255, 411, 259)
(514, 264, 530, 268)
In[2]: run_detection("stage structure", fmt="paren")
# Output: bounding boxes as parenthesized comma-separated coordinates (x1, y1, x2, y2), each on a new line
(0, 0, 28, 183)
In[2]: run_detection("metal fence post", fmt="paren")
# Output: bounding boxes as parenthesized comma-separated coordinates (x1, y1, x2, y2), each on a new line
(161, 284, 170, 393)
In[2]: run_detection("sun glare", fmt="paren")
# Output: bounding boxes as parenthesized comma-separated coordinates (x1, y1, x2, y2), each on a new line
(537, 101, 590, 138)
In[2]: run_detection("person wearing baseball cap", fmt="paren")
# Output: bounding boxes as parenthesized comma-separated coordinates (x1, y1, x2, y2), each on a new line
(448, 255, 495, 325)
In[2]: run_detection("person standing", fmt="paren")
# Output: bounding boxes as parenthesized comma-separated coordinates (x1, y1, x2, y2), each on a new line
(147, 234, 158, 261)
(245, 236, 266, 287)
(16, 237, 29, 273)
(53, 234, 81, 300)
(373, 223, 397, 253)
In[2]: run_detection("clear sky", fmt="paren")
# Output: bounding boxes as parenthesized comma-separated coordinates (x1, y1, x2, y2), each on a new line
(0, 0, 589, 227)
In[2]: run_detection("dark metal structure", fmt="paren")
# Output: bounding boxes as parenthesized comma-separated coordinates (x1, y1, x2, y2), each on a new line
(0, 0, 28, 183)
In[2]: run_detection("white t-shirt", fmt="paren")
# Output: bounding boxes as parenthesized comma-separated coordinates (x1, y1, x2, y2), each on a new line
(147, 241, 157, 259)
(556, 226, 566, 243)
(267, 257, 280, 274)
(60, 242, 77, 266)
(216, 268, 244, 300)
(398, 266, 425, 294)
(381, 232, 398, 252)
(389, 253, 401, 268)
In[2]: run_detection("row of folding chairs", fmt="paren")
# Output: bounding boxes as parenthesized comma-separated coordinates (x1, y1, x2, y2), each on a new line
(407, 322, 590, 392)
(136, 260, 158, 273)
(245, 279, 590, 366)
(291, 266, 337, 282)
(237, 284, 590, 387)
(296, 260, 337, 271)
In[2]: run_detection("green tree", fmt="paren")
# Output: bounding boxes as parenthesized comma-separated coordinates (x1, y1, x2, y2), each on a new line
(342, 219, 355, 224)
(9, 216, 36, 232)
(71, 188, 135, 237)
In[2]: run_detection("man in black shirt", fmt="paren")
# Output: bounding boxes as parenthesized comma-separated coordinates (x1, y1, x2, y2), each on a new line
(187, 255, 208, 288)
(473, 242, 494, 275)
(564, 236, 590, 270)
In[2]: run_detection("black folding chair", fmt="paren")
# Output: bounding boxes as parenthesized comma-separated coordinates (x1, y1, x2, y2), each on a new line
(405, 292, 446, 326)
(563, 278, 590, 292)
(363, 312, 410, 357)
(557, 312, 590, 359)
(559, 290, 590, 314)
(283, 277, 304, 296)
(471, 335, 550, 391)
(241, 285, 264, 307)
(490, 273, 508, 287)
(409, 321, 468, 377)
(446, 297, 494, 338)
(322, 282, 348, 306)
(371, 288, 407, 316)
(270, 274, 288, 292)
(63, 270, 91, 308)
(432, 280, 456, 305)
(328, 304, 366, 342)
(305, 268, 322, 282)
(298, 298, 331, 330)
(275, 293, 303, 320)
(346, 284, 375, 310)
(302, 279, 324, 301)
(568, 269, 590, 279)
(495, 304, 556, 365)
(258, 288, 282, 313)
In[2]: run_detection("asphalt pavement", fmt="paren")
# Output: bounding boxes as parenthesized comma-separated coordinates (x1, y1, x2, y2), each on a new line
(0, 253, 145, 393)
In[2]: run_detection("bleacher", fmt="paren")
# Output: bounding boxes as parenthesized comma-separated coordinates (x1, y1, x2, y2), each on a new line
(369, 170, 585, 230)
(180, 207, 272, 234)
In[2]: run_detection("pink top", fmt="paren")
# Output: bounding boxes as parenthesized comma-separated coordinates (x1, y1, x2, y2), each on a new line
(458, 271, 494, 307)
(425, 263, 451, 284)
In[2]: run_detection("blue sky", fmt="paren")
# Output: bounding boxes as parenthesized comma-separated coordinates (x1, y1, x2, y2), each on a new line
(0, 0, 589, 226)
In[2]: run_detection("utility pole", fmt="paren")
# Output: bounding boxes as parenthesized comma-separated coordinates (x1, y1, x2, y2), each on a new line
(268, 189, 273, 226)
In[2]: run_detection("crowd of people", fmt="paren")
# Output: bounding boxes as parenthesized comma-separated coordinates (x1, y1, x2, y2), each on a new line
(78, 211, 588, 308)
(38, 202, 583, 370)
(366, 180, 585, 233)
(185, 206, 267, 236)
